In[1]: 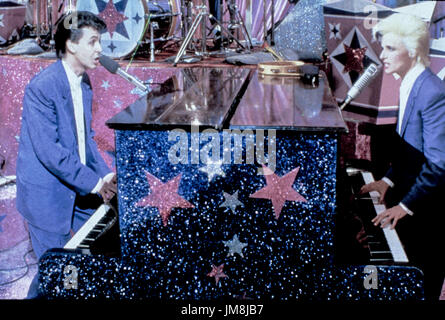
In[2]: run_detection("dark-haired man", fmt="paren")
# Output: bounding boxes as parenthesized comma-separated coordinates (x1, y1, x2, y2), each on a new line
(16, 11, 116, 279)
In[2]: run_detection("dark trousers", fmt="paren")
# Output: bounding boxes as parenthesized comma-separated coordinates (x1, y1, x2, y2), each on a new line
(386, 188, 445, 301)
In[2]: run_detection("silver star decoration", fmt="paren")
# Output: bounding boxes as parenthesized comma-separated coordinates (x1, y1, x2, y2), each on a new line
(199, 159, 225, 182)
(222, 234, 247, 258)
(220, 191, 243, 213)
(113, 99, 123, 109)
(329, 22, 341, 40)
(101, 80, 110, 90)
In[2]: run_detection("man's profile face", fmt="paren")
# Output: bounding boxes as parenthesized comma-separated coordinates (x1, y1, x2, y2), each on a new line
(379, 32, 414, 78)
(67, 26, 102, 74)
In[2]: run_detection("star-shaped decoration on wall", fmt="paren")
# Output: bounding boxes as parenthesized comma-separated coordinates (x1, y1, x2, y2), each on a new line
(97, 0, 129, 39)
(329, 22, 341, 40)
(219, 191, 244, 213)
(222, 234, 248, 258)
(113, 99, 123, 109)
(342, 44, 367, 74)
(207, 263, 228, 285)
(331, 27, 380, 86)
(0, 14, 4, 27)
(199, 160, 226, 183)
(250, 165, 307, 220)
(0, 215, 6, 232)
(135, 172, 195, 226)
(101, 80, 110, 90)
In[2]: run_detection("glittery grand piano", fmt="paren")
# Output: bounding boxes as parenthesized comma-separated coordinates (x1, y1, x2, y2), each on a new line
(38, 67, 424, 300)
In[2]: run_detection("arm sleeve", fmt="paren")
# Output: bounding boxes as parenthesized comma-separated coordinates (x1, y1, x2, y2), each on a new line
(401, 90, 445, 213)
(23, 84, 102, 195)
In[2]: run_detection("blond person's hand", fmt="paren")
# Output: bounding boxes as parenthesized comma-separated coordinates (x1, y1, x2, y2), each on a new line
(359, 179, 390, 204)
(372, 205, 408, 229)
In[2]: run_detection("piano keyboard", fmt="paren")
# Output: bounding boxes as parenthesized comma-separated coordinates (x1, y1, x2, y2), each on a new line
(64, 202, 118, 254)
(346, 168, 409, 264)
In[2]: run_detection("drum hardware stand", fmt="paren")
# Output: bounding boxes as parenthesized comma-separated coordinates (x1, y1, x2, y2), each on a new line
(149, 21, 158, 62)
(173, 3, 251, 66)
(225, 0, 253, 50)
(47, 0, 55, 51)
(180, 0, 194, 50)
(262, 0, 275, 45)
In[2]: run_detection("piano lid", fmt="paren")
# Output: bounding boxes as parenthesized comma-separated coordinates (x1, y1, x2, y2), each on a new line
(230, 71, 348, 132)
(106, 68, 252, 131)
(106, 67, 347, 133)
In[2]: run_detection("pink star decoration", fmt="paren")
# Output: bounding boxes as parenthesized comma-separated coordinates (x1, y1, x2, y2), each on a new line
(98, 0, 128, 38)
(250, 165, 307, 219)
(136, 172, 194, 226)
(207, 264, 228, 285)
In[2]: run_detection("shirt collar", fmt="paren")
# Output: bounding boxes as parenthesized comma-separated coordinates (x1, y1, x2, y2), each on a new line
(400, 63, 426, 93)
(62, 60, 83, 87)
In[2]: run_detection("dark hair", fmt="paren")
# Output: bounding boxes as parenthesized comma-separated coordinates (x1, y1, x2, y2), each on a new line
(54, 11, 107, 58)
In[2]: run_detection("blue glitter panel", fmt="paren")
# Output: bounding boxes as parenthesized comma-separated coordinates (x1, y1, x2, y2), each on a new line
(114, 128, 338, 299)
(37, 126, 424, 300)
(39, 250, 122, 299)
(38, 127, 424, 300)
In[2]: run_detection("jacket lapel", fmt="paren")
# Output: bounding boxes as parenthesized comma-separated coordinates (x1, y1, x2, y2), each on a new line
(56, 60, 79, 144)
(400, 68, 430, 137)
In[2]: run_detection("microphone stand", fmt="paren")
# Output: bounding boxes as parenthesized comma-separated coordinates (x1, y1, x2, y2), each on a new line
(173, 2, 250, 66)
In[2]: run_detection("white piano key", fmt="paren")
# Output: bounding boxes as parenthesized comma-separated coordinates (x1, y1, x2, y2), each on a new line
(64, 204, 110, 250)
(359, 170, 409, 264)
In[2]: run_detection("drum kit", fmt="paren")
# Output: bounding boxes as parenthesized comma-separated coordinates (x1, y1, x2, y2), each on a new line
(24, 0, 254, 62)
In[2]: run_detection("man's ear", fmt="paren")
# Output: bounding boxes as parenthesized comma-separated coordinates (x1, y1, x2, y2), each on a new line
(66, 39, 77, 54)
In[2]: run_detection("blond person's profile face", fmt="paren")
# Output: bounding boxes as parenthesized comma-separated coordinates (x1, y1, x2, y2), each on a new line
(379, 32, 416, 79)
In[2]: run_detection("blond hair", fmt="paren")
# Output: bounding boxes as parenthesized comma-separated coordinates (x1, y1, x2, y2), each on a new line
(373, 13, 430, 66)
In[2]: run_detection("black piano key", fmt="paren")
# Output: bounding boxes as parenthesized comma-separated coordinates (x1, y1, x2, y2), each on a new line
(349, 173, 367, 196)
(368, 241, 391, 253)
(369, 251, 393, 262)
(78, 209, 117, 248)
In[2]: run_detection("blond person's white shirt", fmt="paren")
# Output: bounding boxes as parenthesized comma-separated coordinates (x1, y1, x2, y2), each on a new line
(62, 60, 113, 194)
(382, 63, 426, 216)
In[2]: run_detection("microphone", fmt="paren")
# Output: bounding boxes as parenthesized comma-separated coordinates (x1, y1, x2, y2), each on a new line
(340, 63, 381, 110)
(99, 55, 148, 92)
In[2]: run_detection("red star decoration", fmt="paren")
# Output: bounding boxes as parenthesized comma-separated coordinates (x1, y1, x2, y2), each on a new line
(207, 264, 227, 285)
(136, 172, 194, 226)
(250, 165, 307, 219)
(342, 44, 367, 74)
(98, 0, 128, 38)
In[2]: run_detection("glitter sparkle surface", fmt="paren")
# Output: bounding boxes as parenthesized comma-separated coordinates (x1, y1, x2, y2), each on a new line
(38, 128, 423, 300)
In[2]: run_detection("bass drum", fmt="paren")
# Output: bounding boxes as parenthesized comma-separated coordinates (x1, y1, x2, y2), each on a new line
(77, 0, 181, 59)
